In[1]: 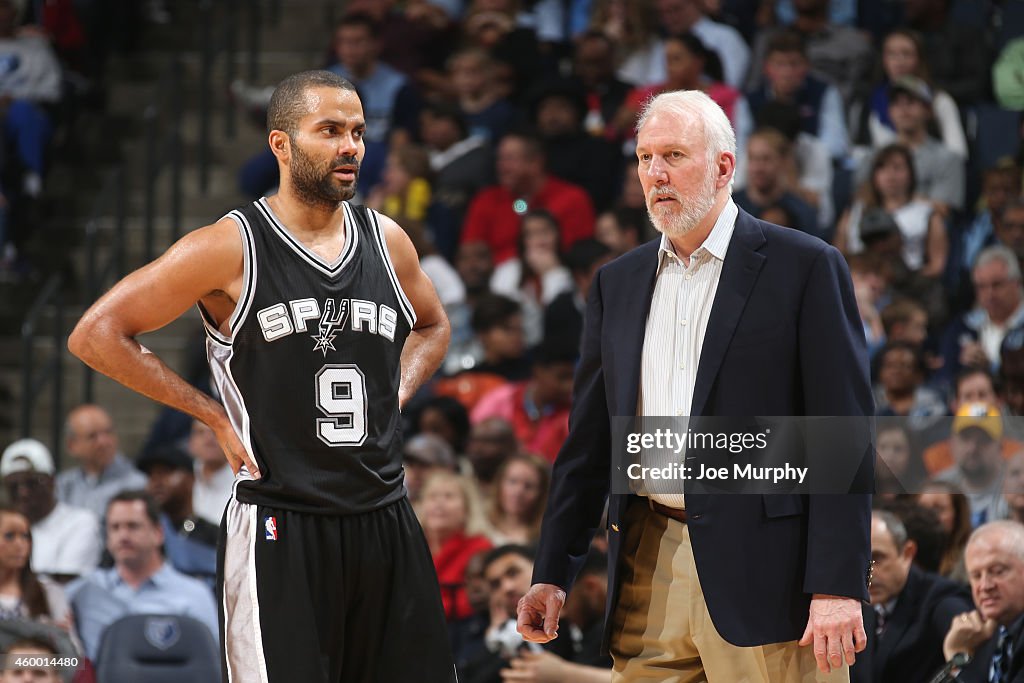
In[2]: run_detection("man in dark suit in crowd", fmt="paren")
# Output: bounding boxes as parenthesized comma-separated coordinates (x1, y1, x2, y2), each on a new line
(942, 521, 1024, 682)
(853, 510, 971, 682)
(516, 88, 874, 681)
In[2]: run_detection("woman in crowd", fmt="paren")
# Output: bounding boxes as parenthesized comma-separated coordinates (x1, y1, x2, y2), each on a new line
(490, 210, 572, 346)
(418, 471, 492, 621)
(484, 453, 549, 546)
(875, 421, 926, 499)
(0, 506, 72, 629)
(834, 144, 948, 278)
(916, 480, 972, 583)
(864, 29, 967, 158)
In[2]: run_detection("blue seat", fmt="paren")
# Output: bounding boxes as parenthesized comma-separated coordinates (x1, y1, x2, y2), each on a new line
(94, 613, 219, 683)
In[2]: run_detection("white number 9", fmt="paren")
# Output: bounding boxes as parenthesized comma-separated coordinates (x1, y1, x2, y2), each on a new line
(315, 365, 367, 446)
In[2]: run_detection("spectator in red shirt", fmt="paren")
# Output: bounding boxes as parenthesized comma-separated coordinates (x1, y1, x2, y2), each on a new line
(470, 342, 577, 463)
(461, 130, 596, 264)
(418, 470, 492, 621)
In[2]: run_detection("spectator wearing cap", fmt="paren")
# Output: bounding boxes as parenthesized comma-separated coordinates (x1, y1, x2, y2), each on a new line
(471, 342, 576, 464)
(187, 419, 233, 526)
(865, 29, 968, 160)
(836, 143, 948, 278)
(418, 471, 491, 622)
(402, 433, 457, 507)
(935, 404, 1012, 526)
(544, 238, 612, 354)
(460, 129, 595, 265)
(56, 404, 147, 520)
(923, 371, 1024, 475)
(870, 76, 964, 212)
(734, 127, 822, 239)
(939, 246, 1024, 387)
(0, 440, 100, 582)
(855, 510, 972, 683)
(529, 77, 623, 212)
(138, 444, 218, 587)
(745, 29, 850, 160)
(65, 491, 218, 661)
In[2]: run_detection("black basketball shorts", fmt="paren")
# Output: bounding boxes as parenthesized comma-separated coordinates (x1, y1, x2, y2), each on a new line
(217, 495, 457, 682)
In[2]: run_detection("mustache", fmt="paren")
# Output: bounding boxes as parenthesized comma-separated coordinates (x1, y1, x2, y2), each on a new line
(331, 156, 360, 171)
(648, 187, 682, 202)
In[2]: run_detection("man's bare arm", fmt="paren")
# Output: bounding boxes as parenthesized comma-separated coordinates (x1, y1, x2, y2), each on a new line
(67, 218, 261, 477)
(380, 214, 451, 408)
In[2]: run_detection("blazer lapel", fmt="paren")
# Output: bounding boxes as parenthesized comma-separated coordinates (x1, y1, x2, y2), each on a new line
(690, 212, 766, 416)
(613, 242, 660, 418)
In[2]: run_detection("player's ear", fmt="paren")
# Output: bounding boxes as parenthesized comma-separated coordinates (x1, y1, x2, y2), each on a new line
(268, 129, 290, 161)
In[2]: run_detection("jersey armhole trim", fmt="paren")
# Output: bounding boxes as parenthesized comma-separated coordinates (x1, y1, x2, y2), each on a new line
(199, 210, 258, 346)
(368, 208, 417, 328)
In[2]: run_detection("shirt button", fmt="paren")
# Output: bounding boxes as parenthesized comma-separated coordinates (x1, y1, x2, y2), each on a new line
(680, 319, 688, 325)
(685, 273, 693, 280)
(676, 409, 684, 416)
(679, 363, 685, 370)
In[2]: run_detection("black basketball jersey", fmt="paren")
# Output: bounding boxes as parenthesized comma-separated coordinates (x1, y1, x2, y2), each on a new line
(200, 198, 414, 514)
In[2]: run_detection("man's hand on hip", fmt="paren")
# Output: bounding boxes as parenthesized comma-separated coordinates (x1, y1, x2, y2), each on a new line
(798, 594, 867, 673)
(516, 583, 566, 643)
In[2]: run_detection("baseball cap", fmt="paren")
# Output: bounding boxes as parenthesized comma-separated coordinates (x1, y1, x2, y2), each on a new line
(0, 439, 55, 477)
(137, 444, 194, 474)
(889, 76, 933, 105)
(952, 403, 1003, 440)
(403, 434, 456, 469)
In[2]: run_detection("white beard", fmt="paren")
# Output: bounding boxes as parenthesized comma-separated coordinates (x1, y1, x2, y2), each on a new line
(646, 169, 718, 238)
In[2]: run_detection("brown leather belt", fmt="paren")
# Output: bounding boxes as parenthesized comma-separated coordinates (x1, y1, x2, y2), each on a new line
(649, 499, 688, 523)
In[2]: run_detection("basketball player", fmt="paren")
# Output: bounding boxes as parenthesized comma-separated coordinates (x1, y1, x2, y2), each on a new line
(68, 71, 457, 682)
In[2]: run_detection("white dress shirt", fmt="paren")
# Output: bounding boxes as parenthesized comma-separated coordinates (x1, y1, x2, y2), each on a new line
(638, 200, 738, 509)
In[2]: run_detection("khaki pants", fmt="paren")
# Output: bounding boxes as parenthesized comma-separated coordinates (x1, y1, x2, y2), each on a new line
(609, 502, 849, 683)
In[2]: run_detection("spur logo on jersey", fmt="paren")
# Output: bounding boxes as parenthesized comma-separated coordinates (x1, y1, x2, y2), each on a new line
(256, 297, 399, 352)
(264, 516, 278, 541)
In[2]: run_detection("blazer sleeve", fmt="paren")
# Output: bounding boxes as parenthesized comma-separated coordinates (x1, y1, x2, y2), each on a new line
(798, 245, 874, 601)
(532, 267, 612, 592)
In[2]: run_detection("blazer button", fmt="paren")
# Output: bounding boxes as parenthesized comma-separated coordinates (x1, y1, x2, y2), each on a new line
(611, 524, 620, 532)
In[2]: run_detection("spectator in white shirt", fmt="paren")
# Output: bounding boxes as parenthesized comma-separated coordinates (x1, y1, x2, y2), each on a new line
(0, 440, 100, 582)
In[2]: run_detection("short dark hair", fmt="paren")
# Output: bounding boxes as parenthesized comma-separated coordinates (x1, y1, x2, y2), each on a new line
(267, 70, 356, 136)
(564, 238, 611, 275)
(533, 340, 579, 367)
(336, 11, 379, 36)
(471, 294, 522, 334)
(481, 544, 535, 574)
(955, 367, 995, 397)
(501, 128, 546, 161)
(4, 636, 57, 656)
(421, 99, 468, 139)
(765, 29, 807, 58)
(107, 490, 161, 527)
(880, 298, 927, 337)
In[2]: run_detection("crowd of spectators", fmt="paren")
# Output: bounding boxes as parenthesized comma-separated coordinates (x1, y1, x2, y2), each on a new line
(7, 0, 1024, 679)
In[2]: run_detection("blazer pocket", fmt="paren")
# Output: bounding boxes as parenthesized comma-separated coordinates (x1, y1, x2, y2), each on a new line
(763, 494, 806, 518)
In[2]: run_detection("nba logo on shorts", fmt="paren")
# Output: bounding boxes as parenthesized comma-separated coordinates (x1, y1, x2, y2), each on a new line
(264, 516, 278, 541)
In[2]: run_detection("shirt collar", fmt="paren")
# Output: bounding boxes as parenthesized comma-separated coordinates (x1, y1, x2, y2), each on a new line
(657, 198, 738, 266)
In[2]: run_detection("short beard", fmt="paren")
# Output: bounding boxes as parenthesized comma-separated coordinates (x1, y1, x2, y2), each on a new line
(289, 139, 358, 210)
(646, 163, 719, 238)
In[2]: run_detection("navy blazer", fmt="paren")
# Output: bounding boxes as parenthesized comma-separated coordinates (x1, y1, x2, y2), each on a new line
(532, 208, 875, 649)
(956, 615, 1024, 683)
